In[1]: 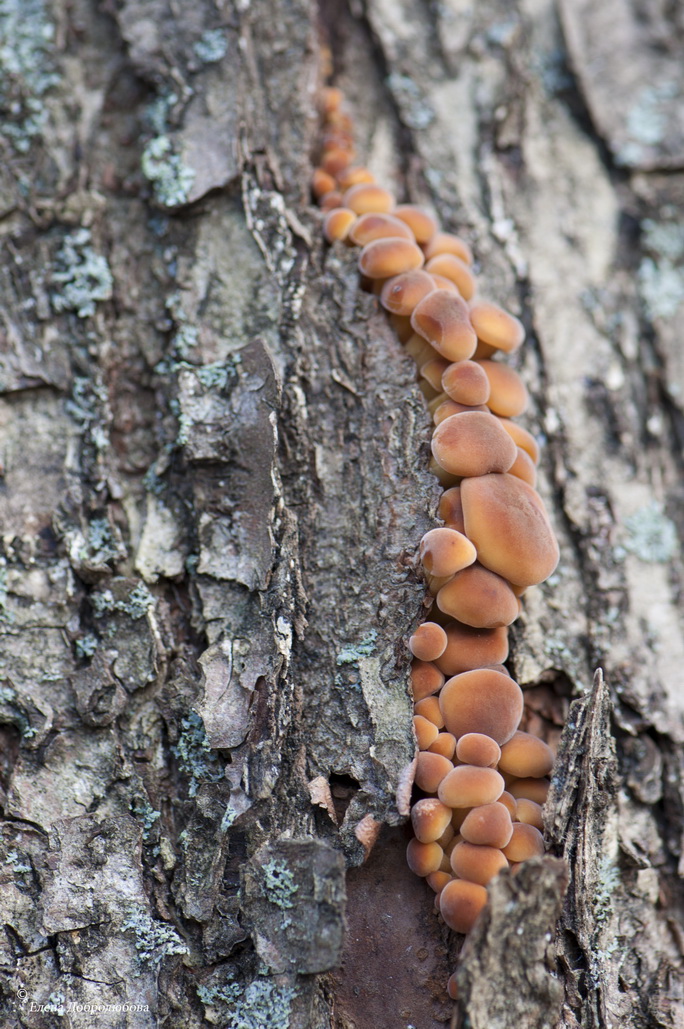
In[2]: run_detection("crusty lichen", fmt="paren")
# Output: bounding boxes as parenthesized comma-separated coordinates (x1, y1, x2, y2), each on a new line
(173, 710, 224, 797)
(336, 630, 377, 665)
(119, 905, 187, 971)
(51, 229, 113, 317)
(141, 134, 195, 209)
(197, 973, 297, 1029)
(262, 860, 298, 910)
(0, 0, 59, 153)
(622, 502, 678, 563)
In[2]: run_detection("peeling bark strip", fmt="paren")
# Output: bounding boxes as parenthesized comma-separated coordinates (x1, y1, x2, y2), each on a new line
(0, 0, 683, 1027)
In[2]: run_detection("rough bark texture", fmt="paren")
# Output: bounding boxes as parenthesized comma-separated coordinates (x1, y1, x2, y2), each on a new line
(0, 1, 683, 1028)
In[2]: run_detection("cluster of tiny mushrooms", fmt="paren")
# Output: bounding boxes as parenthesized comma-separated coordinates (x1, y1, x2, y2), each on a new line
(313, 86, 559, 1001)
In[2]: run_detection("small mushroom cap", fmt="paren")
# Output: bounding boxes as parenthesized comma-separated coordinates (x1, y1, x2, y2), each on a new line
(312, 167, 337, 198)
(502, 822, 545, 862)
(438, 487, 465, 532)
(322, 85, 344, 112)
(424, 232, 474, 266)
(469, 302, 525, 353)
(393, 204, 439, 243)
(420, 357, 452, 392)
(437, 764, 504, 809)
(441, 360, 491, 406)
(497, 418, 540, 464)
(420, 527, 477, 578)
(348, 212, 415, 246)
(343, 183, 395, 214)
(447, 971, 459, 1000)
(456, 733, 502, 768)
(411, 290, 478, 362)
(358, 238, 425, 279)
(414, 714, 440, 750)
(436, 563, 520, 628)
(319, 190, 344, 212)
(498, 790, 517, 818)
(431, 412, 517, 477)
(439, 668, 524, 744)
(406, 838, 444, 876)
(414, 696, 445, 728)
(508, 777, 551, 804)
(415, 751, 454, 793)
(337, 166, 376, 189)
(439, 878, 488, 933)
(321, 147, 354, 176)
(515, 797, 544, 830)
(409, 621, 448, 662)
(429, 732, 457, 760)
(427, 870, 453, 894)
(460, 802, 513, 848)
(323, 207, 357, 243)
(380, 269, 436, 315)
(461, 473, 560, 588)
(411, 798, 453, 843)
(410, 659, 445, 702)
(477, 360, 529, 417)
(425, 253, 477, 300)
(508, 446, 537, 487)
(450, 841, 508, 885)
(434, 622, 509, 676)
(498, 730, 554, 778)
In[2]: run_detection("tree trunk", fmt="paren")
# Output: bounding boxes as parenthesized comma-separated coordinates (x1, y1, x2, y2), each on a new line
(1, 1, 683, 1027)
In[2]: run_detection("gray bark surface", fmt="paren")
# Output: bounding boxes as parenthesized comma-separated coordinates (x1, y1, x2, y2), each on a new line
(0, 1, 682, 1028)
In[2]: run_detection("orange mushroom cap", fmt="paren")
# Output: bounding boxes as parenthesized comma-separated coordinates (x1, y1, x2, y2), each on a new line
(410, 659, 445, 702)
(415, 751, 454, 793)
(348, 212, 415, 247)
(439, 878, 488, 933)
(414, 695, 445, 728)
(319, 190, 344, 212)
(515, 797, 544, 830)
(436, 564, 520, 628)
(460, 802, 513, 849)
(438, 487, 465, 532)
(343, 183, 395, 214)
(441, 360, 491, 407)
(508, 777, 551, 804)
(323, 207, 357, 243)
(414, 714, 440, 750)
(358, 238, 425, 279)
(409, 621, 448, 662)
(450, 841, 508, 885)
(498, 730, 554, 778)
(411, 797, 454, 843)
(498, 790, 517, 818)
(429, 732, 457, 760)
(477, 359, 529, 418)
(469, 302, 525, 354)
(411, 290, 478, 362)
(424, 232, 474, 265)
(497, 418, 540, 464)
(337, 166, 376, 189)
(501, 822, 545, 863)
(380, 269, 436, 315)
(508, 446, 537, 487)
(456, 733, 502, 768)
(406, 838, 444, 876)
(461, 473, 559, 588)
(437, 764, 504, 809)
(439, 668, 524, 744)
(425, 253, 477, 301)
(431, 412, 517, 478)
(434, 622, 509, 677)
(312, 167, 337, 198)
(393, 204, 439, 243)
(419, 527, 477, 578)
(427, 870, 453, 894)
(429, 273, 460, 294)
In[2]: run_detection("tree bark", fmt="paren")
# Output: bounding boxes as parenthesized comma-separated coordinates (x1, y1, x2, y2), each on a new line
(1, 1, 683, 1028)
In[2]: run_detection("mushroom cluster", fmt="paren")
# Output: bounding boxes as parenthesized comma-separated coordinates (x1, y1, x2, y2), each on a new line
(315, 87, 558, 1000)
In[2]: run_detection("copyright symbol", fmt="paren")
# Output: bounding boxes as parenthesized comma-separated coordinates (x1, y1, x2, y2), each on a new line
(17, 989, 28, 1001)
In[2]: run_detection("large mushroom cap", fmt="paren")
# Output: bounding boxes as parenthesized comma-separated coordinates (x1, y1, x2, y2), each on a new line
(439, 878, 488, 933)
(424, 232, 474, 265)
(411, 798, 453, 843)
(477, 360, 529, 417)
(431, 411, 517, 477)
(498, 730, 554, 778)
(434, 622, 509, 676)
(425, 253, 477, 300)
(348, 212, 415, 246)
(455, 732, 502, 767)
(415, 751, 454, 793)
(460, 802, 513, 848)
(502, 823, 545, 862)
(439, 668, 524, 744)
(469, 301, 524, 353)
(411, 290, 477, 362)
(461, 473, 560, 588)
(380, 269, 436, 315)
(441, 360, 491, 407)
(409, 621, 448, 662)
(420, 527, 477, 577)
(393, 204, 438, 243)
(343, 183, 395, 214)
(450, 841, 508, 885)
(437, 764, 504, 808)
(358, 238, 424, 279)
(436, 564, 520, 628)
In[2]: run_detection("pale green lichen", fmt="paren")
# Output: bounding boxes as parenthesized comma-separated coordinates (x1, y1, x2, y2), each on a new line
(0, 0, 59, 153)
(386, 73, 435, 129)
(120, 906, 188, 971)
(141, 134, 195, 209)
(594, 854, 620, 926)
(337, 630, 377, 666)
(619, 82, 678, 166)
(173, 710, 224, 797)
(262, 860, 298, 910)
(193, 29, 228, 64)
(92, 582, 155, 620)
(197, 976, 296, 1029)
(74, 634, 98, 660)
(622, 502, 678, 563)
(638, 257, 684, 320)
(77, 518, 119, 567)
(52, 229, 113, 317)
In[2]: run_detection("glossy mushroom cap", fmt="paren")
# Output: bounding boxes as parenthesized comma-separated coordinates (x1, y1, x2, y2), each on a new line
(429, 732, 457, 760)
(469, 302, 525, 353)
(509, 446, 537, 487)
(411, 798, 454, 843)
(358, 238, 425, 279)
(456, 733, 502, 768)
(498, 731, 554, 778)
(424, 232, 473, 265)
(323, 207, 357, 243)
(393, 204, 438, 243)
(460, 802, 513, 848)
(414, 714, 440, 749)
(406, 838, 444, 876)
(348, 212, 415, 246)
(415, 752, 454, 793)
(337, 166, 376, 189)
(497, 418, 540, 464)
(461, 473, 560, 588)
(312, 168, 336, 198)
(439, 668, 524, 744)
(450, 841, 508, 885)
(515, 797, 544, 830)
(434, 622, 509, 677)
(431, 411, 517, 478)
(411, 290, 478, 362)
(436, 564, 520, 628)
(380, 270, 436, 315)
(410, 659, 445, 702)
(441, 360, 491, 406)
(414, 696, 445, 728)
(437, 764, 504, 808)
(419, 527, 477, 578)
(409, 621, 448, 662)
(439, 879, 488, 934)
(502, 823, 545, 862)
(438, 487, 465, 532)
(343, 183, 395, 214)
(477, 360, 529, 417)
(425, 253, 477, 300)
